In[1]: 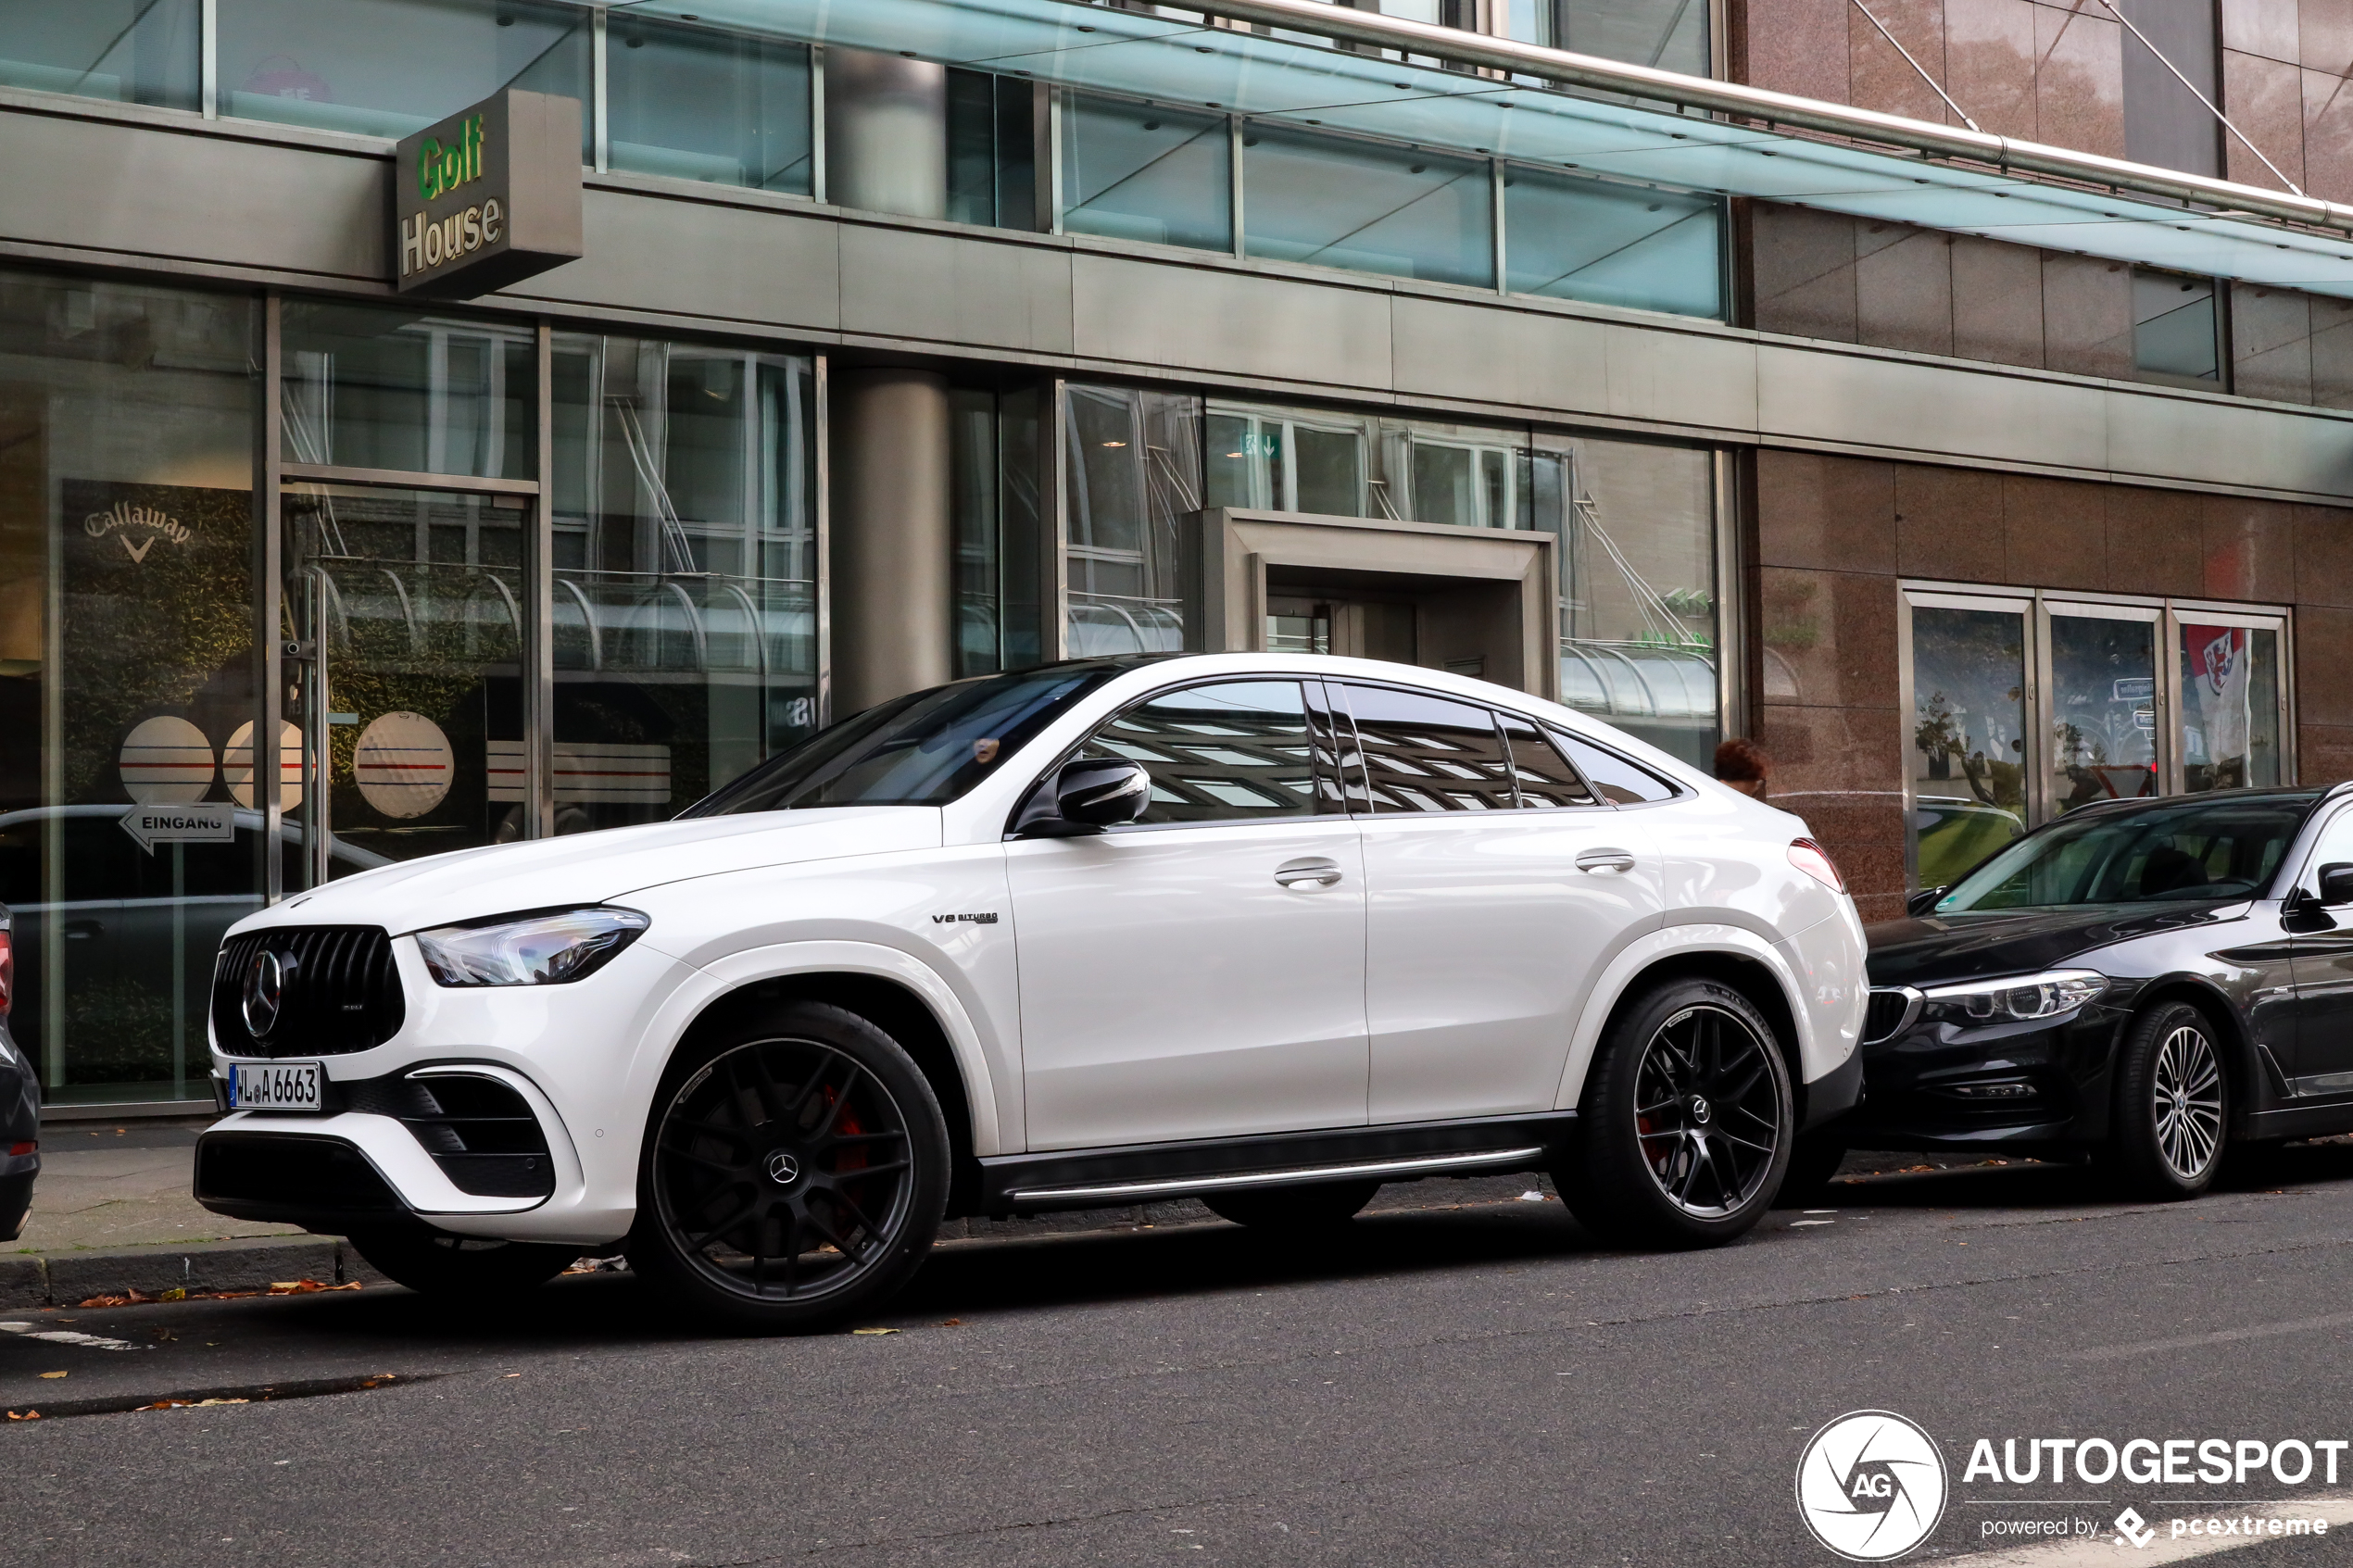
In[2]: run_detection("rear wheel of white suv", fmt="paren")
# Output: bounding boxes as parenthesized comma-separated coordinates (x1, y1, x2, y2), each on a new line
(628, 1001, 950, 1330)
(1561, 978, 1792, 1249)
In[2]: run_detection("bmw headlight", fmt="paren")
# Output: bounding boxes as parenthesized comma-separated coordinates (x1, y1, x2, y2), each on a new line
(1919, 969, 2107, 1025)
(414, 907, 649, 987)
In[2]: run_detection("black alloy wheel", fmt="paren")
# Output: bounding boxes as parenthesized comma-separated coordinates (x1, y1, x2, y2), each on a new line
(2105, 999, 2228, 1199)
(630, 1002, 949, 1329)
(1562, 978, 1792, 1248)
(1202, 1179, 1381, 1231)
(346, 1230, 580, 1296)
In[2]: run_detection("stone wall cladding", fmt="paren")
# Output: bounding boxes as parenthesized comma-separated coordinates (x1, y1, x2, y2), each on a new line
(1754, 447, 2350, 922)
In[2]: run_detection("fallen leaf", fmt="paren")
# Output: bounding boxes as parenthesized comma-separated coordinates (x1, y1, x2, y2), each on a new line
(938, 1318, 963, 1327)
(501, 1373, 522, 1378)
(38, 1371, 66, 1379)
(160, 1287, 186, 1302)
(150, 1328, 177, 1342)
(5, 1411, 39, 1420)
(850, 1326, 900, 1336)
(137, 1399, 193, 1411)
(194, 1398, 247, 1407)
(266, 1280, 359, 1295)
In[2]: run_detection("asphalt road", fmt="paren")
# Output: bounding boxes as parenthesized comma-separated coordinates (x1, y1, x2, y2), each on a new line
(6, 1149, 2353, 1568)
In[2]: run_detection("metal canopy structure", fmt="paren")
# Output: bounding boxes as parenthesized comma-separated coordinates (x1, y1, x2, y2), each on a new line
(635, 0, 2353, 297)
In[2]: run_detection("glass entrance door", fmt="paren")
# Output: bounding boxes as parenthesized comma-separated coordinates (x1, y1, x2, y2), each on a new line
(282, 479, 527, 886)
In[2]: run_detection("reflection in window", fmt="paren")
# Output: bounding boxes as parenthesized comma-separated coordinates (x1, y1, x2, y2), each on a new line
(1204, 401, 1525, 527)
(218, 0, 591, 144)
(606, 14, 810, 194)
(283, 302, 536, 481)
(0, 275, 256, 1105)
(1344, 685, 1516, 811)
(547, 332, 818, 831)
(2049, 613, 2157, 812)
(1504, 169, 1722, 319)
(1502, 0, 1711, 77)
(2180, 621, 2282, 792)
(1082, 681, 1316, 824)
(950, 384, 1045, 676)
(1534, 435, 1718, 769)
(1242, 125, 1492, 288)
(0, 0, 200, 109)
(1064, 384, 1201, 656)
(2133, 270, 2221, 384)
(1062, 94, 1231, 252)
(1909, 605, 2030, 887)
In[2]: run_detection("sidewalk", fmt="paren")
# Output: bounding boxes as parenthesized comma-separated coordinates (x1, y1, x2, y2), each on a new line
(6, 1113, 1568, 1309)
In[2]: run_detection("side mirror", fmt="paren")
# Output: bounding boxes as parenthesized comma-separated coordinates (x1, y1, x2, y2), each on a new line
(1013, 759, 1151, 838)
(1905, 886, 1947, 917)
(2319, 863, 2353, 907)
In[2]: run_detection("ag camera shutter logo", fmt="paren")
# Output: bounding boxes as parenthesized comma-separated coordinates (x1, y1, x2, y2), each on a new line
(1796, 1411, 1949, 1561)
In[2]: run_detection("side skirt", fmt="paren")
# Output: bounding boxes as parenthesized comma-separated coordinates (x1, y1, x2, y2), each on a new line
(978, 1111, 1577, 1216)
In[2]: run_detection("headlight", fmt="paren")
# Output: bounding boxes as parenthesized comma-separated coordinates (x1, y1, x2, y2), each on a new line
(1919, 969, 2107, 1024)
(413, 907, 649, 987)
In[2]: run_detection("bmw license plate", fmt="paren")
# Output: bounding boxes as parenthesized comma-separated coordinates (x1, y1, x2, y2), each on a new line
(230, 1061, 323, 1111)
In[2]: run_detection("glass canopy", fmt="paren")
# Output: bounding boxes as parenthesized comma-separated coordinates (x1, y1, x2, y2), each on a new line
(640, 0, 2353, 297)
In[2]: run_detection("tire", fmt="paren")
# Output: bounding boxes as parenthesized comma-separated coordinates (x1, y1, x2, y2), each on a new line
(1777, 1135, 1848, 1206)
(1560, 978, 1793, 1248)
(2103, 1000, 2228, 1200)
(346, 1230, 579, 1297)
(1202, 1180, 1380, 1231)
(627, 1001, 950, 1331)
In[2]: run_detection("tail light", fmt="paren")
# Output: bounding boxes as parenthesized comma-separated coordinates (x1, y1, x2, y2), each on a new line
(1789, 838, 1845, 893)
(0, 925, 12, 1016)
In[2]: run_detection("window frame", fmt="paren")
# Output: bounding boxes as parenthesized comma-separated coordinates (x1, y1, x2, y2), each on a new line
(1898, 580, 2296, 889)
(1018, 673, 1339, 834)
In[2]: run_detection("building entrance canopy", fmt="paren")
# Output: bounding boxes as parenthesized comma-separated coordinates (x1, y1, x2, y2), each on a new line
(654, 0, 2353, 297)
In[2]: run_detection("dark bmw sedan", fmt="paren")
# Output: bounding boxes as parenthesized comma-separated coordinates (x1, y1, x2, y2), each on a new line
(1805, 786, 2353, 1201)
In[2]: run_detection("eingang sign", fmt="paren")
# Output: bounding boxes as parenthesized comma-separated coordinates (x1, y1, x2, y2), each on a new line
(392, 89, 583, 297)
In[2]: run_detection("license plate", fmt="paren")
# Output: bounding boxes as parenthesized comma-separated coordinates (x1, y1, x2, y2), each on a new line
(231, 1061, 323, 1111)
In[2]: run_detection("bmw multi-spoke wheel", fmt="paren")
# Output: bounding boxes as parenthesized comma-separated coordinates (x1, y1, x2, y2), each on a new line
(1562, 979, 1792, 1248)
(629, 1002, 950, 1329)
(2106, 1000, 2228, 1200)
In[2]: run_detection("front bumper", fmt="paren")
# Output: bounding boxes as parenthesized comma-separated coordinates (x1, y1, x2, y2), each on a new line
(196, 934, 701, 1245)
(1821, 1002, 2125, 1151)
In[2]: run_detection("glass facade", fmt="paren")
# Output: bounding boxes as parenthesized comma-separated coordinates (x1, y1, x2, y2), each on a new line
(1504, 169, 1722, 318)
(1061, 94, 1233, 253)
(0, 1, 200, 109)
(219, 0, 591, 144)
(606, 15, 812, 193)
(1063, 385, 1201, 657)
(0, 273, 257, 1106)
(1242, 127, 1493, 289)
(1904, 588, 2294, 888)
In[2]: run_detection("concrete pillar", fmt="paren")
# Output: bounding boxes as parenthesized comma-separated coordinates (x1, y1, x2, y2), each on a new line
(824, 49, 949, 219)
(830, 369, 955, 715)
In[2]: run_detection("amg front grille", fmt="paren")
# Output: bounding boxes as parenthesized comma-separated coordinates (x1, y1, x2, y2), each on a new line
(212, 926, 406, 1058)
(1862, 987, 1921, 1046)
(346, 1073, 556, 1198)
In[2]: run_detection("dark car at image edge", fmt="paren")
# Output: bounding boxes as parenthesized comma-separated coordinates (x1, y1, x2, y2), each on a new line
(1798, 785, 2353, 1200)
(0, 904, 36, 1240)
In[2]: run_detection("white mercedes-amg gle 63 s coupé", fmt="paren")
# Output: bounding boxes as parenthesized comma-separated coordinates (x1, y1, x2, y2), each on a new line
(195, 654, 1866, 1328)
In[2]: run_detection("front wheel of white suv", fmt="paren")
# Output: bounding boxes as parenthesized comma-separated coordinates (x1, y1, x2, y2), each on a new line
(628, 1001, 951, 1330)
(1560, 978, 1793, 1249)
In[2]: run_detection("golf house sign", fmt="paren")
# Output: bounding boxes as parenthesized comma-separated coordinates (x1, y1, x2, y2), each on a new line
(392, 88, 582, 296)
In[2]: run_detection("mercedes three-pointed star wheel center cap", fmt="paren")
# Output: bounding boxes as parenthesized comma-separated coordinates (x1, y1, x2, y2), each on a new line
(765, 1149, 801, 1186)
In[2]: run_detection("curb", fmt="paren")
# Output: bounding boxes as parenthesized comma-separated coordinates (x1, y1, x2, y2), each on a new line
(1, 1236, 388, 1310)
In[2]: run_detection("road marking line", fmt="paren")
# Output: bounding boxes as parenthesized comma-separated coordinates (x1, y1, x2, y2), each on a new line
(0, 1323, 145, 1352)
(2068, 1309, 2353, 1361)
(1961, 1491, 2353, 1565)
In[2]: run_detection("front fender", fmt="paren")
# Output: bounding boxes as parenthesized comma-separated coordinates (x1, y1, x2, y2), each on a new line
(661, 940, 1011, 1159)
(1552, 918, 1865, 1112)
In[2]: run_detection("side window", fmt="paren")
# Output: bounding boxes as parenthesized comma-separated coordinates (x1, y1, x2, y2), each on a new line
(1342, 684, 1517, 812)
(1501, 717, 1600, 808)
(1080, 680, 1316, 825)
(1553, 729, 1680, 806)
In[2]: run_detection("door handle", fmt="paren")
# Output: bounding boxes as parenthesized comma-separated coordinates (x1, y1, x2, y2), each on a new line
(1575, 847, 1637, 874)
(1275, 857, 1343, 888)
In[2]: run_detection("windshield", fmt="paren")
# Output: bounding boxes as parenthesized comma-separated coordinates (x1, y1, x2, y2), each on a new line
(1934, 794, 2319, 912)
(684, 665, 1127, 815)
